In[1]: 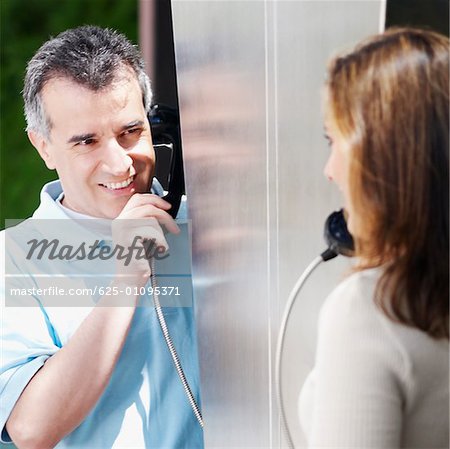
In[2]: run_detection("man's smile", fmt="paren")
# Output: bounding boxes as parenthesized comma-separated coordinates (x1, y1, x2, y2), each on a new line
(99, 174, 135, 190)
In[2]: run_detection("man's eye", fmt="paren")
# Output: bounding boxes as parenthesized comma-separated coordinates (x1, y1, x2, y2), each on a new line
(124, 128, 141, 136)
(77, 138, 96, 146)
(118, 128, 143, 147)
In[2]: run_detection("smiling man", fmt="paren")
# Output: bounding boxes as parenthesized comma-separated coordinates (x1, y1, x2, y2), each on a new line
(0, 26, 203, 448)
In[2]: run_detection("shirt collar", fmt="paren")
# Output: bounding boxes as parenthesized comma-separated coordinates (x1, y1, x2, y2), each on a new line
(30, 178, 165, 251)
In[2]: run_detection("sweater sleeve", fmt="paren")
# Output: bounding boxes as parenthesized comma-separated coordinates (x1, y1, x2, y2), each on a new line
(307, 272, 404, 449)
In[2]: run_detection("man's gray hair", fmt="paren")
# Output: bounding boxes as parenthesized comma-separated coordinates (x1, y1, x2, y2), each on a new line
(23, 25, 152, 139)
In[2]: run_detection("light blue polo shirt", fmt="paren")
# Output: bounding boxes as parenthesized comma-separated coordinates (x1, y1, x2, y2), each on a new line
(0, 180, 204, 448)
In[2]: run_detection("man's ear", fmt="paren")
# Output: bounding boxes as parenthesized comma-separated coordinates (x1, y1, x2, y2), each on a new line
(28, 130, 56, 170)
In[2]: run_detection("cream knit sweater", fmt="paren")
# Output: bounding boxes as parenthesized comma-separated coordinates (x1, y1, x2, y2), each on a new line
(299, 268, 449, 448)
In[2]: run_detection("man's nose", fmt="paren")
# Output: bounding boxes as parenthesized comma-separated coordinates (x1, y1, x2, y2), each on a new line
(104, 138, 133, 176)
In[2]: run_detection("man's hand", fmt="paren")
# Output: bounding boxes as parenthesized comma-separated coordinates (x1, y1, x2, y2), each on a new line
(111, 194, 180, 288)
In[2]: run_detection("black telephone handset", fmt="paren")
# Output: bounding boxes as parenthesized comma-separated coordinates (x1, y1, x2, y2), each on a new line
(148, 104, 185, 219)
(323, 209, 355, 259)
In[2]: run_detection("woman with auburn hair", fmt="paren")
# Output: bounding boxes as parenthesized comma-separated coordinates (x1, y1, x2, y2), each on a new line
(299, 28, 449, 448)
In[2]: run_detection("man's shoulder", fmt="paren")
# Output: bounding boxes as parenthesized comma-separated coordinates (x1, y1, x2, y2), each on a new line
(2, 219, 48, 280)
(3, 218, 40, 247)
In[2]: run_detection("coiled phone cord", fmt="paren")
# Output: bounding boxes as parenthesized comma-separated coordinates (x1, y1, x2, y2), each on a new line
(150, 257, 204, 428)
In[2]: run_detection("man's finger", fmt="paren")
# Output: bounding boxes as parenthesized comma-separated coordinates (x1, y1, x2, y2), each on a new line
(120, 205, 180, 234)
(125, 193, 172, 211)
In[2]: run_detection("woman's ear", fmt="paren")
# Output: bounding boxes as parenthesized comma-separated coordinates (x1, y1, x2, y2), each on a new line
(28, 130, 56, 170)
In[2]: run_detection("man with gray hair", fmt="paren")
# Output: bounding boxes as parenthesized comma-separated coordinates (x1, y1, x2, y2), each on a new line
(1, 25, 203, 448)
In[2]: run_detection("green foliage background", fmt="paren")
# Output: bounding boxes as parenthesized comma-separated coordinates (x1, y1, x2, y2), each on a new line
(0, 0, 138, 228)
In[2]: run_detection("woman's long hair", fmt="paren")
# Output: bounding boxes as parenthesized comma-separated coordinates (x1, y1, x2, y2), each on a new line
(326, 28, 449, 339)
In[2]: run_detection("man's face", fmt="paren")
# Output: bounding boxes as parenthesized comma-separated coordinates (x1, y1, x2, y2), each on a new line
(32, 69, 155, 219)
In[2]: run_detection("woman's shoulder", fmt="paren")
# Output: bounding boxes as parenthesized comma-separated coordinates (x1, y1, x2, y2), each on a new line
(318, 267, 417, 370)
(319, 267, 382, 327)
(318, 267, 448, 380)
